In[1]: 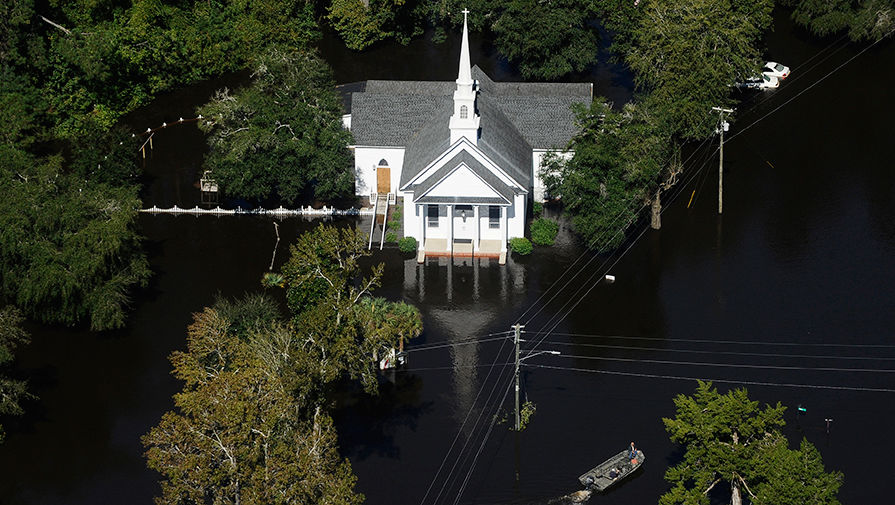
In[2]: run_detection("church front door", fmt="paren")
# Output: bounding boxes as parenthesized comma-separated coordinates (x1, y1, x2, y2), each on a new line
(377, 166, 391, 193)
(453, 205, 474, 240)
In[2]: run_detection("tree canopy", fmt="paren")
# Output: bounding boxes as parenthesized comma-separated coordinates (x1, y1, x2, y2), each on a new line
(146, 226, 423, 502)
(784, 0, 895, 41)
(199, 48, 354, 205)
(661, 382, 842, 505)
(541, 99, 674, 251)
(143, 295, 364, 505)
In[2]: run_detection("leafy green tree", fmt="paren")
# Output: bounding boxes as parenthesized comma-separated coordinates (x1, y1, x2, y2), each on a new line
(328, 0, 427, 50)
(784, 0, 895, 41)
(530, 218, 559, 246)
(0, 146, 150, 330)
(492, 0, 600, 79)
(143, 299, 364, 505)
(661, 382, 842, 505)
(541, 99, 673, 251)
(274, 224, 421, 391)
(624, 0, 773, 139)
(199, 48, 354, 204)
(0, 306, 29, 444)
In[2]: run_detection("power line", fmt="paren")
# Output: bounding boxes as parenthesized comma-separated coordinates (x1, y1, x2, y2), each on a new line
(523, 331, 895, 349)
(405, 333, 511, 353)
(528, 339, 895, 361)
(418, 341, 514, 505)
(528, 364, 895, 393)
(550, 353, 895, 373)
(727, 27, 895, 144)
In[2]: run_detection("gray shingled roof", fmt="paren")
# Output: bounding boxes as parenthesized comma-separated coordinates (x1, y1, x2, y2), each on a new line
(477, 97, 532, 189)
(348, 65, 591, 177)
(399, 98, 453, 188)
(411, 150, 515, 204)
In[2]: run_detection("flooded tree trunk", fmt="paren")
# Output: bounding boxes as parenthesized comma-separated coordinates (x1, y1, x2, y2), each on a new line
(731, 480, 742, 505)
(651, 190, 661, 230)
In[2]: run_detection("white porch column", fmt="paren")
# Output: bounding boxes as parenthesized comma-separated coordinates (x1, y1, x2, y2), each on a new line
(447, 204, 453, 254)
(418, 204, 425, 250)
(500, 206, 508, 252)
(473, 205, 480, 253)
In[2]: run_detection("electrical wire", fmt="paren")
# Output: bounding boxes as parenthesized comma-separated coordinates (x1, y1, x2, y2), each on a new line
(525, 339, 895, 361)
(551, 352, 895, 373)
(523, 331, 895, 349)
(727, 27, 895, 144)
(528, 363, 895, 393)
(405, 333, 511, 353)
(417, 341, 514, 505)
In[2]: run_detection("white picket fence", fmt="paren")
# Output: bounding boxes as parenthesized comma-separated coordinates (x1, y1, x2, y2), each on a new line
(140, 205, 374, 216)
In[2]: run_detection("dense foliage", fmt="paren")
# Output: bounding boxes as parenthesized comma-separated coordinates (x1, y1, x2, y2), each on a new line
(783, 0, 895, 41)
(143, 295, 364, 505)
(661, 382, 842, 505)
(327, 0, 602, 80)
(398, 236, 419, 253)
(542, 100, 674, 250)
(0, 306, 29, 444)
(509, 237, 533, 255)
(0, 0, 328, 329)
(624, 0, 774, 139)
(145, 226, 423, 502)
(530, 218, 559, 246)
(199, 48, 354, 204)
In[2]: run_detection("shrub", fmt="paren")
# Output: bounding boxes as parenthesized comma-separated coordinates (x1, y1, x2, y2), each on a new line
(385, 232, 398, 243)
(531, 218, 559, 246)
(398, 236, 418, 253)
(532, 201, 543, 217)
(392, 205, 403, 221)
(509, 237, 532, 255)
(387, 220, 401, 231)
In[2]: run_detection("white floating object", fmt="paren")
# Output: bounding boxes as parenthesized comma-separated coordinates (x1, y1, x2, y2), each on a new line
(162, 122, 166, 127)
(604, 275, 616, 283)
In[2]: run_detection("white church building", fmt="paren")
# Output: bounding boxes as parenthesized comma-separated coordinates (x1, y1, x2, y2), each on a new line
(341, 11, 592, 263)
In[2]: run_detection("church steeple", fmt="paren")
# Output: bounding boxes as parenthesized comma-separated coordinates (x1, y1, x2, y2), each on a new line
(449, 8, 480, 145)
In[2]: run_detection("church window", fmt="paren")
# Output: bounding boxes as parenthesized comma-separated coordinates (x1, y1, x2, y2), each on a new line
(489, 206, 501, 229)
(378, 159, 389, 166)
(460, 105, 468, 119)
(428, 205, 439, 228)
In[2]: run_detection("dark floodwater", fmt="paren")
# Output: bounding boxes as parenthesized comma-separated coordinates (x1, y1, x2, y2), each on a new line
(2, 10, 895, 505)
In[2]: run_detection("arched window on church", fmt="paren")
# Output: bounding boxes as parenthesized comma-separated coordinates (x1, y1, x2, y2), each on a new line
(460, 105, 468, 119)
(378, 159, 388, 166)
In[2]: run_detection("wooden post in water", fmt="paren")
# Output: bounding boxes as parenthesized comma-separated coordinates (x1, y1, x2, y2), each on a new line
(512, 323, 524, 431)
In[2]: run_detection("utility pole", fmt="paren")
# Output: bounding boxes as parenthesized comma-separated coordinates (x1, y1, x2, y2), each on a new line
(711, 107, 733, 214)
(512, 324, 524, 431)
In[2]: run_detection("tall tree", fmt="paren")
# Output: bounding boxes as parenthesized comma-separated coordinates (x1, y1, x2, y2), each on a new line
(492, 0, 600, 80)
(272, 224, 422, 391)
(540, 99, 674, 250)
(624, 0, 773, 139)
(143, 297, 364, 505)
(199, 48, 354, 205)
(783, 0, 895, 41)
(661, 381, 842, 505)
(0, 306, 29, 444)
(0, 145, 151, 331)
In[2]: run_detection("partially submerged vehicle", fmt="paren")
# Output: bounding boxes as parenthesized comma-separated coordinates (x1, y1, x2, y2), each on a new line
(578, 448, 645, 492)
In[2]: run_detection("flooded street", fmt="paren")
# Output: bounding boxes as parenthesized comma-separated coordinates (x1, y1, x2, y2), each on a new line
(2, 10, 894, 505)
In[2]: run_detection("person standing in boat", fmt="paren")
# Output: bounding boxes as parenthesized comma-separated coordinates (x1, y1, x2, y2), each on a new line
(628, 442, 637, 459)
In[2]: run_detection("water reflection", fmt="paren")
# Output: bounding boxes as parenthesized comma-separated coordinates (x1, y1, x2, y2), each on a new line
(403, 256, 526, 426)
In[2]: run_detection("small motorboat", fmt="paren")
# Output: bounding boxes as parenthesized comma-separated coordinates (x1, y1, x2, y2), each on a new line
(578, 448, 645, 491)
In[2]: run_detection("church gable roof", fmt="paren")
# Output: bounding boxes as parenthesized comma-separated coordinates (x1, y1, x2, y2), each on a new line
(476, 97, 532, 189)
(412, 150, 515, 205)
(350, 92, 450, 147)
